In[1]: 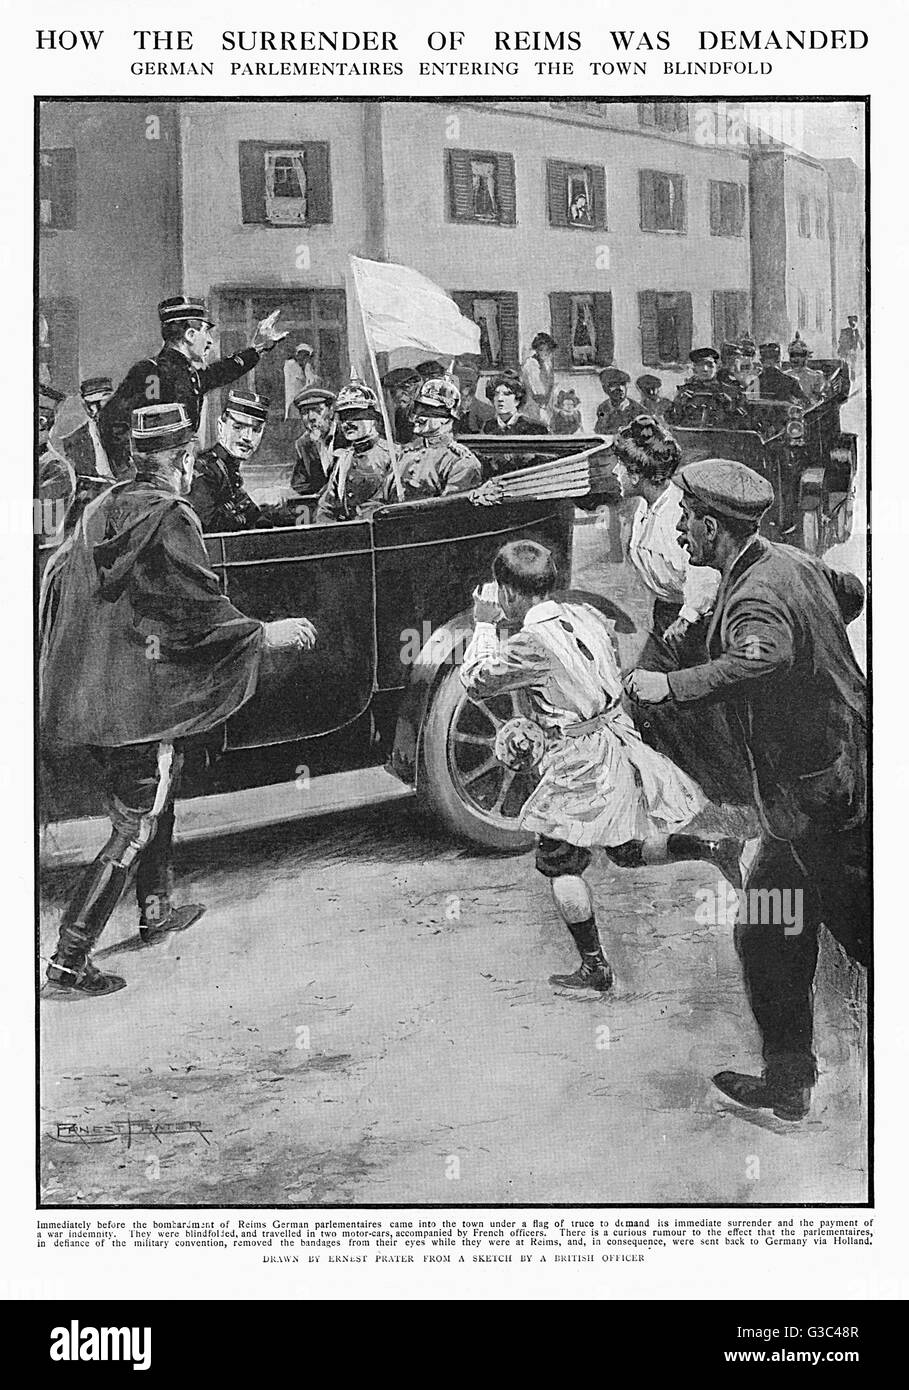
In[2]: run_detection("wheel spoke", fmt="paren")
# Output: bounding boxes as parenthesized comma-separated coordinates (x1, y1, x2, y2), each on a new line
(491, 769, 518, 816)
(452, 731, 492, 748)
(462, 756, 500, 787)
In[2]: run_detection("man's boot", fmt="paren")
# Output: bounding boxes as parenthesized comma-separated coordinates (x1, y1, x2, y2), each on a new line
(44, 853, 129, 999)
(549, 917, 614, 994)
(139, 899, 206, 946)
(712, 1068, 812, 1122)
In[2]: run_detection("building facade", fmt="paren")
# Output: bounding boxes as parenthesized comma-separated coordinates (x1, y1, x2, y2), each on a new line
(38, 99, 863, 463)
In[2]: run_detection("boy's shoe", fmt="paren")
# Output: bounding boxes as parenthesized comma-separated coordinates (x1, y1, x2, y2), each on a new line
(139, 903, 206, 945)
(549, 959, 614, 994)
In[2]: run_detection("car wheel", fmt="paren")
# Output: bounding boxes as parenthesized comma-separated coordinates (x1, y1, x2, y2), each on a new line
(420, 665, 537, 852)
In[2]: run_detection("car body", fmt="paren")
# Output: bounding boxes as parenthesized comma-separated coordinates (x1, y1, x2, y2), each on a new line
(38, 435, 619, 851)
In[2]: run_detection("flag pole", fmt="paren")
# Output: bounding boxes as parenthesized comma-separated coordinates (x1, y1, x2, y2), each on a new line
(350, 259, 405, 503)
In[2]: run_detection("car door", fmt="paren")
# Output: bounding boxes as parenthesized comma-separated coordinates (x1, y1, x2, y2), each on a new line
(205, 522, 376, 749)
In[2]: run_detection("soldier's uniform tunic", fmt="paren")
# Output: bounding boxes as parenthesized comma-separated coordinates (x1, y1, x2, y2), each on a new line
(315, 438, 392, 522)
(384, 437, 482, 502)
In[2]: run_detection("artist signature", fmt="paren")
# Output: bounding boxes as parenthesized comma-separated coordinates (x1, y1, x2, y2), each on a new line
(48, 1118, 212, 1148)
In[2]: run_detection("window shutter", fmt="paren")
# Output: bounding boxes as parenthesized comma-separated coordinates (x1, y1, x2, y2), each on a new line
(497, 154, 517, 226)
(638, 103, 656, 127)
(548, 292, 573, 369)
(498, 293, 519, 366)
(239, 141, 269, 223)
(547, 161, 569, 227)
(673, 104, 689, 134)
(674, 175, 686, 231)
(53, 149, 76, 229)
(639, 291, 659, 366)
(447, 150, 473, 220)
(712, 290, 725, 346)
(709, 181, 721, 235)
(678, 292, 693, 361)
(639, 170, 656, 230)
(738, 183, 747, 235)
(590, 165, 607, 230)
(733, 290, 749, 339)
(592, 292, 614, 366)
(304, 142, 332, 224)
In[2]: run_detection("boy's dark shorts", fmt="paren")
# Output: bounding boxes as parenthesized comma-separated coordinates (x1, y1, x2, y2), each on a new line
(535, 835, 592, 878)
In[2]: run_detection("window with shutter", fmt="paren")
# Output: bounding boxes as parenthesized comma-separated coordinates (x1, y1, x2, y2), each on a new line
(798, 195, 812, 238)
(447, 150, 516, 226)
(640, 291, 692, 366)
(638, 103, 657, 127)
(641, 170, 686, 232)
(548, 161, 606, 229)
(709, 180, 746, 236)
(238, 141, 332, 226)
(39, 149, 76, 230)
(38, 297, 80, 390)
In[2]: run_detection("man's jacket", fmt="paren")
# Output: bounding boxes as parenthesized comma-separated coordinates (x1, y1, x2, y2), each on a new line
(666, 535, 866, 838)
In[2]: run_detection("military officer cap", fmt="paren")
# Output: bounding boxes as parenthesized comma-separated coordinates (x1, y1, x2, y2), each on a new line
(759, 341, 782, 362)
(158, 295, 214, 328)
(80, 376, 113, 402)
(293, 386, 336, 412)
(689, 346, 720, 364)
(676, 457, 774, 522)
(335, 381, 381, 415)
(720, 341, 744, 362)
(130, 402, 196, 452)
(413, 375, 462, 418)
(223, 388, 270, 424)
(600, 367, 631, 387)
(739, 332, 757, 358)
(381, 367, 420, 390)
(636, 374, 663, 392)
(787, 332, 810, 358)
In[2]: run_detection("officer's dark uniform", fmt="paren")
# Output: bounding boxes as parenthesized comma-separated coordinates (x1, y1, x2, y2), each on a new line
(189, 389, 296, 532)
(667, 347, 740, 426)
(99, 296, 261, 475)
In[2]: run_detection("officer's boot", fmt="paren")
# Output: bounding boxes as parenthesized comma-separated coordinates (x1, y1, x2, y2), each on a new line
(135, 805, 205, 945)
(44, 841, 130, 998)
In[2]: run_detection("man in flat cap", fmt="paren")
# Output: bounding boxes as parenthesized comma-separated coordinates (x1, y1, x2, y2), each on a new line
(99, 295, 288, 475)
(290, 386, 337, 496)
(785, 334, 827, 404)
(667, 347, 739, 426)
(756, 342, 809, 405)
(315, 381, 394, 523)
(635, 374, 671, 421)
(190, 390, 300, 533)
(595, 367, 637, 435)
(626, 458, 867, 1122)
(40, 403, 317, 999)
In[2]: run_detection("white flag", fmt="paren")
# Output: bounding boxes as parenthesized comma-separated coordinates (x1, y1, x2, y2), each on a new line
(350, 256, 481, 358)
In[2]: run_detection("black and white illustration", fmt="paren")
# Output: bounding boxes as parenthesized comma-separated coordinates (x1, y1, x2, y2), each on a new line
(36, 98, 868, 1207)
